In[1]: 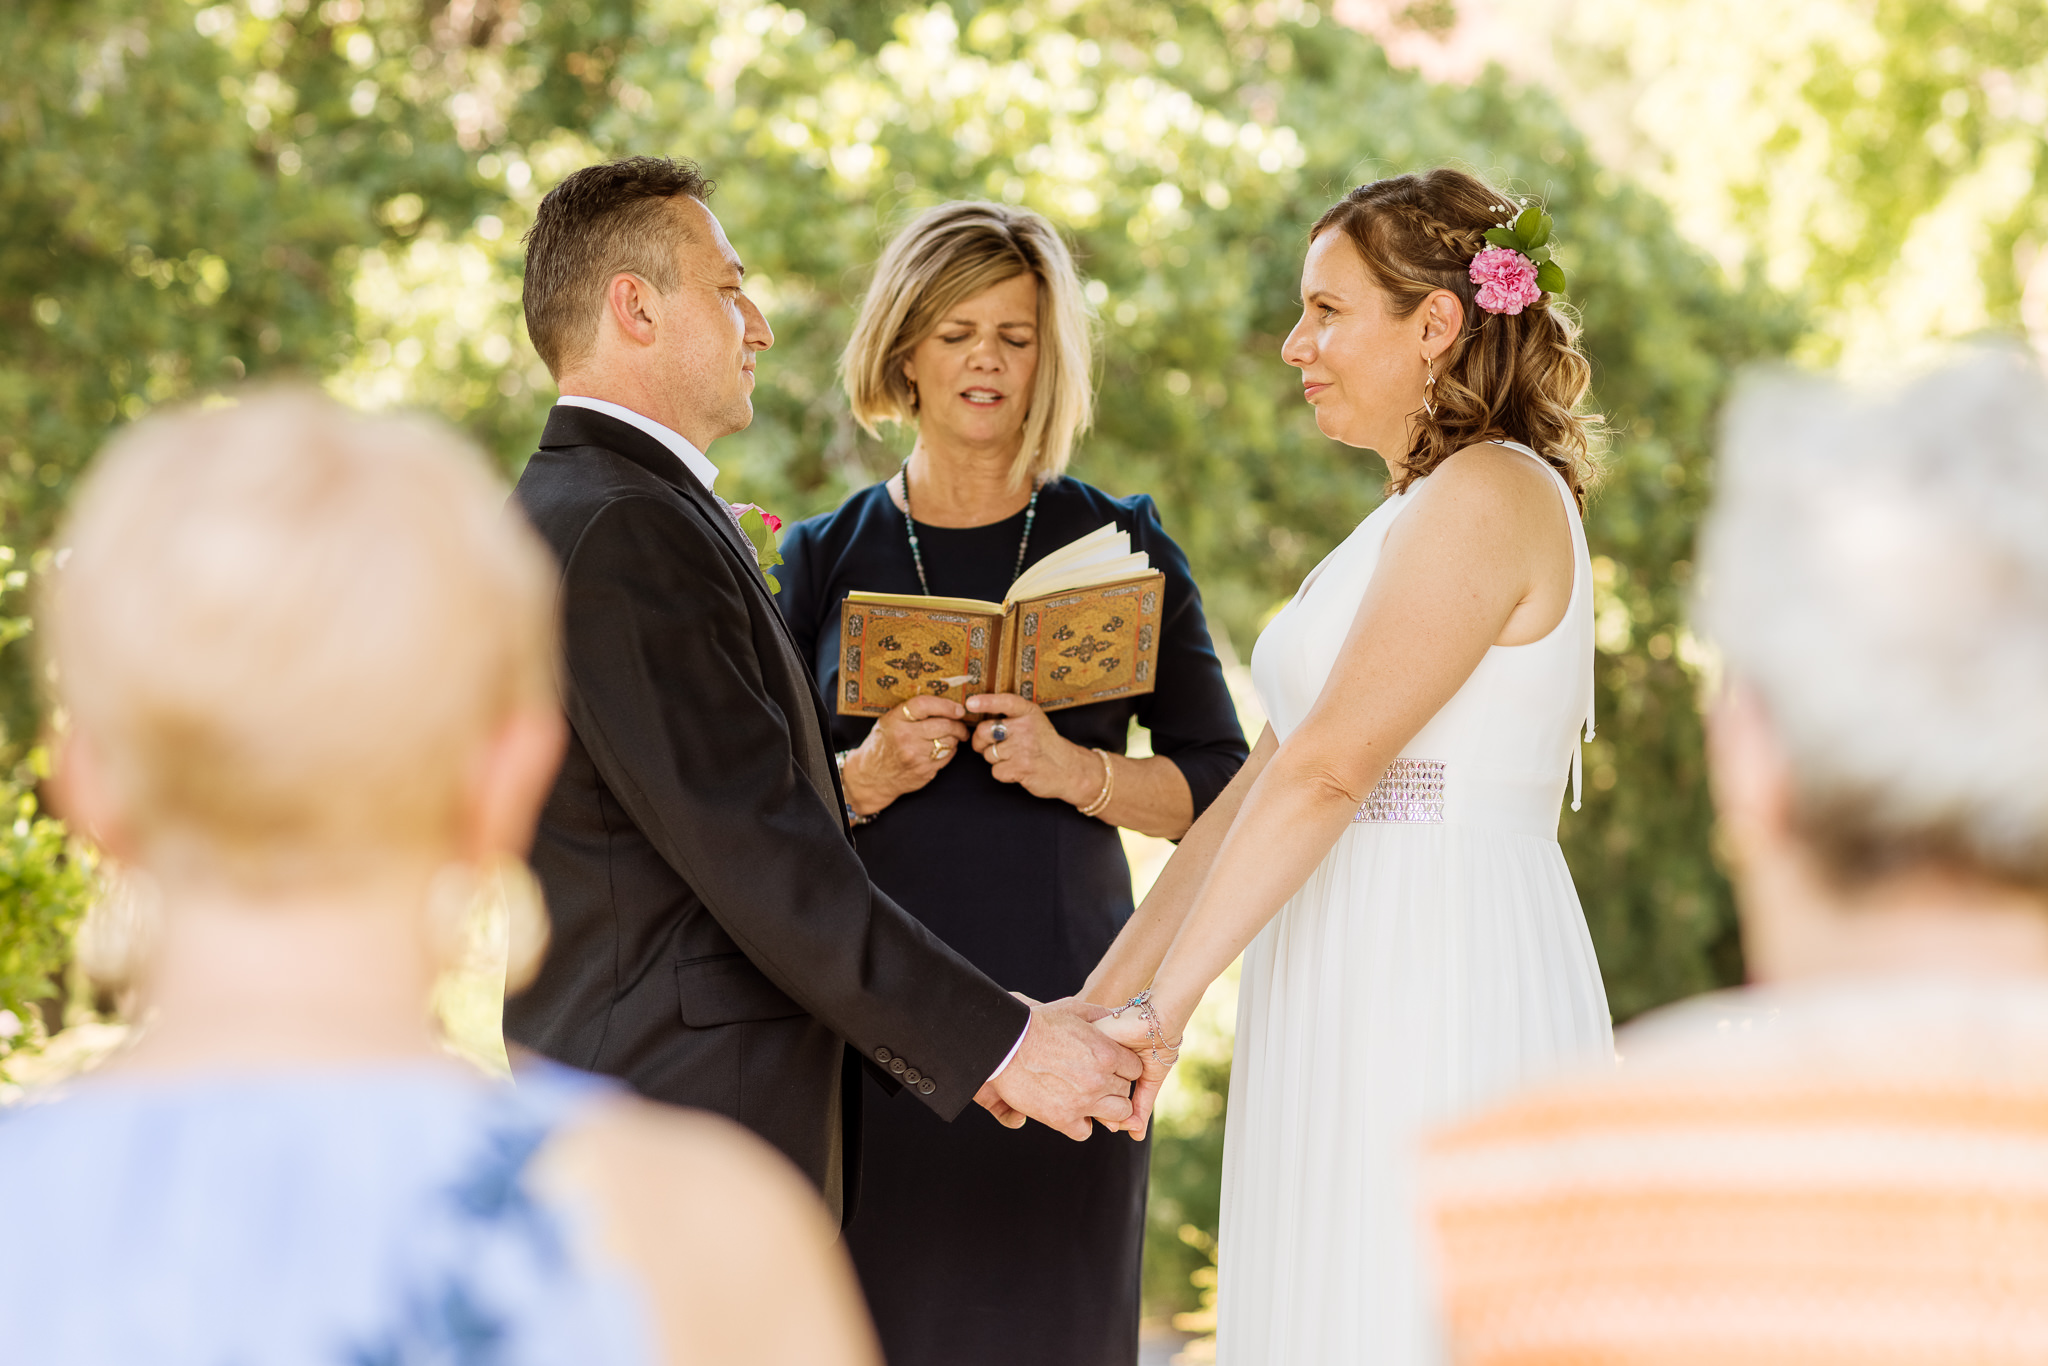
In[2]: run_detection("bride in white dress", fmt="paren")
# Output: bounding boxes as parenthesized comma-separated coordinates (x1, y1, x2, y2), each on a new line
(1086, 169, 1613, 1362)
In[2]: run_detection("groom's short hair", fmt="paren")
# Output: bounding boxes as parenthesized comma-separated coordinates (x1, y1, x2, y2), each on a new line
(522, 156, 714, 377)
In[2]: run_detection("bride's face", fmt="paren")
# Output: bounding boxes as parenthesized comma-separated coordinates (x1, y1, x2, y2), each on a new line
(1281, 231, 1431, 459)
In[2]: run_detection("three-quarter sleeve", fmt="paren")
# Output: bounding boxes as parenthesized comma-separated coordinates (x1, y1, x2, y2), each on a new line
(1123, 495, 1249, 818)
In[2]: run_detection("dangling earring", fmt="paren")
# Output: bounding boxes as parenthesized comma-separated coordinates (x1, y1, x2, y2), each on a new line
(76, 863, 163, 996)
(1423, 355, 1438, 418)
(491, 857, 552, 994)
(907, 378, 921, 414)
(426, 857, 552, 991)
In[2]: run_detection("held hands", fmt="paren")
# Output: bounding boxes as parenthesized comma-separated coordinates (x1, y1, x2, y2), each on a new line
(841, 696, 970, 816)
(1093, 1001, 1184, 1142)
(974, 996, 1144, 1141)
(967, 694, 1099, 805)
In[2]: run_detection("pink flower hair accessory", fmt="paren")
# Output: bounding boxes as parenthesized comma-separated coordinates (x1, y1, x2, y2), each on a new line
(1471, 247, 1541, 315)
(1469, 202, 1567, 315)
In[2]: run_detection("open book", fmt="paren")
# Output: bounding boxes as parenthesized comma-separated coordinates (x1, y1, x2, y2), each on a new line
(836, 523, 1167, 715)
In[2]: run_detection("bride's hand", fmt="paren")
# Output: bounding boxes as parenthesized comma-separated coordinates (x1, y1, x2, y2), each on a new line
(1095, 1009, 1181, 1141)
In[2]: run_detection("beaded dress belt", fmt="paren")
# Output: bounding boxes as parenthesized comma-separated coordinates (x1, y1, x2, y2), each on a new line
(1354, 758, 1446, 824)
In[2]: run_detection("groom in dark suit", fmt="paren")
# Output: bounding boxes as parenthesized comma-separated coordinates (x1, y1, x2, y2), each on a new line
(504, 157, 1140, 1220)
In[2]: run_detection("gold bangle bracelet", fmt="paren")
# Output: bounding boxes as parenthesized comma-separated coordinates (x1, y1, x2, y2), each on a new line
(1078, 747, 1115, 818)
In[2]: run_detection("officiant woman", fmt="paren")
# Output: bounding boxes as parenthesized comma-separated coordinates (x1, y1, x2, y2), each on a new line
(775, 201, 1248, 1366)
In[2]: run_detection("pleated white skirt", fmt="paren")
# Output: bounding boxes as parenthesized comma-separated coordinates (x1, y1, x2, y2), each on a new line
(1215, 821, 1613, 1365)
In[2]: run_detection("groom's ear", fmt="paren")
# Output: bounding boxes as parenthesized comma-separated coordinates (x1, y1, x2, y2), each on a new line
(602, 272, 663, 350)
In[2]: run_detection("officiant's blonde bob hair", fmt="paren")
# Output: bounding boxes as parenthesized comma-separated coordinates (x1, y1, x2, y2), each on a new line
(843, 201, 1095, 489)
(44, 389, 558, 888)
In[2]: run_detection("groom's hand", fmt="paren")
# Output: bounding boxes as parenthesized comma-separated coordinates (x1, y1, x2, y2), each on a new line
(977, 997, 1143, 1141)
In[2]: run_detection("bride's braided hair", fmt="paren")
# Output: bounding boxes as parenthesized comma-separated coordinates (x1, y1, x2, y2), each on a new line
(1313, 169, 1600, 507)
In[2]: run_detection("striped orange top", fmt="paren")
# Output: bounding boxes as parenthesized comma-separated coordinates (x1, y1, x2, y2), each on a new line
(1423, 979, 2048, 1366)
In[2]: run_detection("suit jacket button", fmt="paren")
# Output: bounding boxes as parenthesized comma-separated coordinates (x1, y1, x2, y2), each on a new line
(874, 1046, 893, 1064)
(903, 1068, 921, 1085)
(889, 1058, 907, 1075)
(918, 1079, 936, 1095)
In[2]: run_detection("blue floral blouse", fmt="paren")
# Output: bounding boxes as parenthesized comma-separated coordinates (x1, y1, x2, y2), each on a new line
(0, 1056, 656, 1365)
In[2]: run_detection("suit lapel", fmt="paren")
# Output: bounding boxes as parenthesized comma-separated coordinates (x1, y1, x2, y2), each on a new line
(540, 405, 762, 571)
(667, 448, 770, 568)
(539, 405, 844, 804)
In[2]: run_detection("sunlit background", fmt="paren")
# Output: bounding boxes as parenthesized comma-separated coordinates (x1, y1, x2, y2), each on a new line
(6, 0, 2048, 1354)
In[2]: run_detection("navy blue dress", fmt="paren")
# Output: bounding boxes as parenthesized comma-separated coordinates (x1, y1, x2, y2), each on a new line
(776, 476, 1247, 1366)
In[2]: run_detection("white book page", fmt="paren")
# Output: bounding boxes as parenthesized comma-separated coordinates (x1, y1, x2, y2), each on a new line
(1006, 554, 1153, 604)
(1006, 523, 1146, 602)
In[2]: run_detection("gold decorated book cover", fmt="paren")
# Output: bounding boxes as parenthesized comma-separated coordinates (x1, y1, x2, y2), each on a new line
(838, 596, 1003, 714)
(834, 522, 1167, 717)
(836, 573, 1164, 715)
(1003, 575, 1165, 711)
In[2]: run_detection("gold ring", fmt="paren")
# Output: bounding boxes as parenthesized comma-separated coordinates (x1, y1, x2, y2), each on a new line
(990, 743, 1001, 763)
(930, 738, 948, 761)
(900, 703, 915, 721)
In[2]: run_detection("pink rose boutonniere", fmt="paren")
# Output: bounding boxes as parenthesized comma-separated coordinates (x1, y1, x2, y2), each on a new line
(727, 502, 785, 594)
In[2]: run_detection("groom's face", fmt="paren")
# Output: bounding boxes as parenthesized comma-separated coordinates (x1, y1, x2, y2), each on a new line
(655, 197, 774, 447)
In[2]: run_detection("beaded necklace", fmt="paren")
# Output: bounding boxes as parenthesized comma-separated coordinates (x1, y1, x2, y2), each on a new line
(898, 457, 1040, 596)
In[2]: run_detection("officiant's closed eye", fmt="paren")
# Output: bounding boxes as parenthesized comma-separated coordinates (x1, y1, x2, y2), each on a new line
(769, 200, 1249, 1366)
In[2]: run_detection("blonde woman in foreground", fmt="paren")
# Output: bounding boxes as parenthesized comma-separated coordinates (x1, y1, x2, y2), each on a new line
(0, 391, 880, 1366)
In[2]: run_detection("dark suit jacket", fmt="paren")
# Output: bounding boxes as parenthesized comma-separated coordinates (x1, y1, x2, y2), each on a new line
(504, 405, 1029, 1219)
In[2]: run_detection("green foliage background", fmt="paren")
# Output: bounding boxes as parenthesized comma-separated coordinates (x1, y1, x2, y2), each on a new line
(7, 0, 2042, 1325)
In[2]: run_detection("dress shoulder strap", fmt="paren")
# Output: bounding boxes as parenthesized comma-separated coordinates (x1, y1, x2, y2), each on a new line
(1489, 441, 1598, 807)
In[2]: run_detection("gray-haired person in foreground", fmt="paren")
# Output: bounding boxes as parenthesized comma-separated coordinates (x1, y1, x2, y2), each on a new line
(1425, 349, 2048, 1364)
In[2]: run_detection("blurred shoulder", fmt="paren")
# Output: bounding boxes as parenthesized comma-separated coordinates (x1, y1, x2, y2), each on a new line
(543, 1093, 829, 1236)
(538, 1095, 879, 1366)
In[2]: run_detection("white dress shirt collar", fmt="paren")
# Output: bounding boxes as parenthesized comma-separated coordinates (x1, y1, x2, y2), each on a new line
(555, 395, 721, 494)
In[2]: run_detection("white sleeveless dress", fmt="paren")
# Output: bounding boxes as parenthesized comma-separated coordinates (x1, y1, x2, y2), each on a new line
(1221, 442, 1614, 1364)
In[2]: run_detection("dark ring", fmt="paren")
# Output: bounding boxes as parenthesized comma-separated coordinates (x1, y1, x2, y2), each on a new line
(991, 722, 1008, 743)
